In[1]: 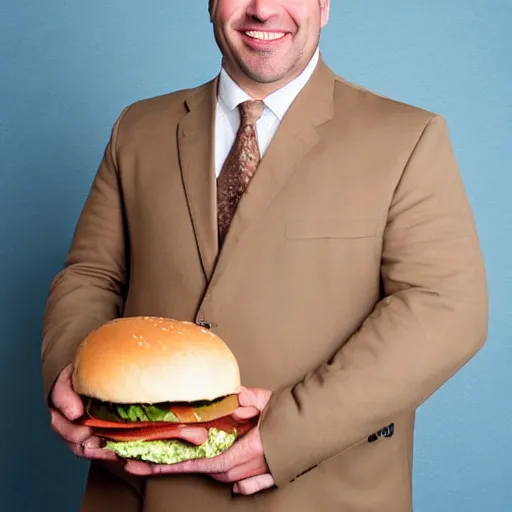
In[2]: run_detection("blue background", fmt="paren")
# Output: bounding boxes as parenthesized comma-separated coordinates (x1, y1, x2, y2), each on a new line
(1, 1, 510, 510)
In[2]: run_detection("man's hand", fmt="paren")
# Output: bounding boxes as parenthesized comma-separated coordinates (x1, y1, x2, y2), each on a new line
(49, 363, 118, 461)
(50, 364, 209, 460)
(124, 387, 275, 495)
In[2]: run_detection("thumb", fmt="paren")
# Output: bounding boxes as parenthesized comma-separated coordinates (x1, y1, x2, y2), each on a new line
(232, 406, 260, 421)
(176, 426, 209, 446)
(51, 364, 84, 421)
(238, 388, 272, 411)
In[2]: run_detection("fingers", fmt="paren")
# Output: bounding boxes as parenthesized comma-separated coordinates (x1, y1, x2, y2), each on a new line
(123, 459, 194, 476)
(50, 409, 92, 444)
(176, 427, 209, 446)
(51, 364, 84, 421)
(50, 403, 118, 462)
(233, 473, 275, 495)
(232, 406, 260, 421)
(237, 388, 272, 410)
(123, 460, 160, 476)
(209, 457, 266, 483)
(83, 445, 118, 461)
(124, 453, 229, 477)
(126, 460, 274, 495)
(66, 439, 119, 462)
(237, 387, 257, 407)
(125, 430, 262, 478)
(124, 441, 242, 476)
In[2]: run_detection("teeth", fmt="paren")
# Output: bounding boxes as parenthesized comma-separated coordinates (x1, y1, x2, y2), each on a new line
(245, 31, 285, 41)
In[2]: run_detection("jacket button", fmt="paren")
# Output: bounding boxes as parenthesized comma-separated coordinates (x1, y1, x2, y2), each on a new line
(368, 423, 395, 443)
(196, 320, 217, 329)
(368, 433, 379, 443)
(381, 423, 394, 438)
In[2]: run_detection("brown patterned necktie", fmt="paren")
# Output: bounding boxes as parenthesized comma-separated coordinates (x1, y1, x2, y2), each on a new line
(217, 99, 265, 241)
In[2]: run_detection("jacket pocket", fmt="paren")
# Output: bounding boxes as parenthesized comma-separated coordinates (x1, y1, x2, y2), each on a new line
(285, 219, 378, 240)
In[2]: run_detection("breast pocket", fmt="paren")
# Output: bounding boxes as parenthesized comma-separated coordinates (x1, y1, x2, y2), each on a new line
(284, 219, 378, 240)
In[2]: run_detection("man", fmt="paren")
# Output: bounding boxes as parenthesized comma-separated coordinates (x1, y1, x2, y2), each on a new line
(42, 0, 488, 511)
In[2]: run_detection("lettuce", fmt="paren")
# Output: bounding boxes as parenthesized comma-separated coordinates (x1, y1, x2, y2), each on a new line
(115, 404, 179, 423)
(105, 428, 237, 464)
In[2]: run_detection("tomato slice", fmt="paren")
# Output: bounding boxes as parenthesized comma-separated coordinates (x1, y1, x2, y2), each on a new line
(94, 416, 257, 442)
(80, 418, 157, 429)
(96, 423, 190, 442)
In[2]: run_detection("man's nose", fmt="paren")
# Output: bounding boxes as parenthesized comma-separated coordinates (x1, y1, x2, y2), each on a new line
(246, 0, 280, 22)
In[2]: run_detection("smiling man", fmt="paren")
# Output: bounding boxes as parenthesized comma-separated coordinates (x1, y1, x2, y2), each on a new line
(42, 1, 488, 511)
(209, 0, 328, 95)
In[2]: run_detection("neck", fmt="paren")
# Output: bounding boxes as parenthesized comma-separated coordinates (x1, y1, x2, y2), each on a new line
(222, 61, 310, 100)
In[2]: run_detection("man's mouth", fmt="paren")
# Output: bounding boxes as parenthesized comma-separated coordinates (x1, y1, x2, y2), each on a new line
(244, 30, 286, 41)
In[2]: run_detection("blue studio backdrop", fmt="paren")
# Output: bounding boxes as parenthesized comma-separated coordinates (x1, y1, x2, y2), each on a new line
(0, 1, 510, 511)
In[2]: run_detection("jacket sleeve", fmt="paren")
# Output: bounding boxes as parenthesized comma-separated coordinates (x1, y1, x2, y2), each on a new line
(41, 108, 129, 402)
(258, 115, 489, 487)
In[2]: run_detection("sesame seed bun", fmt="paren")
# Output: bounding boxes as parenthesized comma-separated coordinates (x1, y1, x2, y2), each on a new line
(71, 317, 240, 403)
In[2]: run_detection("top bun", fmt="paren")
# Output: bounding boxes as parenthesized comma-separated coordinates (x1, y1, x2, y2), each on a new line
(72, 317, 240, 404)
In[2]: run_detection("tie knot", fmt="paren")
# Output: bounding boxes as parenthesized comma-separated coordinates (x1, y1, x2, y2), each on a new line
(239, 100, 265, 125)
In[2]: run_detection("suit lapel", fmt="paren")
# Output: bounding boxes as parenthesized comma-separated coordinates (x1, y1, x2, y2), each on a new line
(178, 79, 219, 281)
(178, 59, 336, 294)
(206, 58, 336, 292)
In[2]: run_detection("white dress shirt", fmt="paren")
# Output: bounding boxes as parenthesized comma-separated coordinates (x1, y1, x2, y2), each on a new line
(214, 49, 320, 176)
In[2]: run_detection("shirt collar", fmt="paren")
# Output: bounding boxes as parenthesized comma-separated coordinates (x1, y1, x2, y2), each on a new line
(217, 48, 319, 120)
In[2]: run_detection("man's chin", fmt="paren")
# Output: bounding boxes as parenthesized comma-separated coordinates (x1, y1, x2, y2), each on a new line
(237, 51, 308, 86)
(231, 60, 288, 86)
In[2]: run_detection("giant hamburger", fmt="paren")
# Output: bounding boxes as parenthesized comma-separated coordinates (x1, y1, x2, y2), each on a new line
(72, 316, 255, 464)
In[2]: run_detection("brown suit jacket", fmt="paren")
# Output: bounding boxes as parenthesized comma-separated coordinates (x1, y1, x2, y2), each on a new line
(41, 58, 488, 511)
